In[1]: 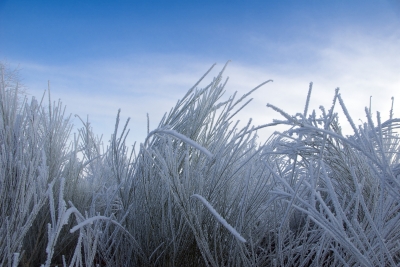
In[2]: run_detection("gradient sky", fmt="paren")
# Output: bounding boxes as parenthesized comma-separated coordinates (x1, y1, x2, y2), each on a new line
(1, 0, 399, 145)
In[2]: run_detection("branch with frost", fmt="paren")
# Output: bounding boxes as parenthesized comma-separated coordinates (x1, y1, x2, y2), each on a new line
(191, 194, 246, 243)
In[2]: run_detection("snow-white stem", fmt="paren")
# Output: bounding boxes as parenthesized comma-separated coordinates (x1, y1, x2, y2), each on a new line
(191, 194, 247, 243)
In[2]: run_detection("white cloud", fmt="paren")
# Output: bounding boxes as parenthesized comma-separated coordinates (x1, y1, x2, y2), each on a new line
(217, 26, 400, 140)
(13, 55, 219, 145)
(8, 26, 400, 146)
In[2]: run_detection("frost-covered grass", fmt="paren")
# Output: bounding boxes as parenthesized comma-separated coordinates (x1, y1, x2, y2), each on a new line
(1, 62, 399, 266)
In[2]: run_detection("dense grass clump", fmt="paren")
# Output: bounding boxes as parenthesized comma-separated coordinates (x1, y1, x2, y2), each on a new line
(1, 62, 399, 266)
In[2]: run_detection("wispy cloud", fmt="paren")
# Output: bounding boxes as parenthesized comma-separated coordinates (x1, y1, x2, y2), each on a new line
(9, 25, 400, 145)
(13, 55, 218, 145)
(223, 26, 400, 139)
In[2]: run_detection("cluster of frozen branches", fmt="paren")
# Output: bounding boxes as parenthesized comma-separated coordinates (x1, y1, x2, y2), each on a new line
(0, 62, 399, 266)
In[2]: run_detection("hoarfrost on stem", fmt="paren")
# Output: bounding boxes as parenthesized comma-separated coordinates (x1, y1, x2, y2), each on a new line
(191, 194, 247, 243)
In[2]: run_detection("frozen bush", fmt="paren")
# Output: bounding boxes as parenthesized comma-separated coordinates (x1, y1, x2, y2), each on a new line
(92, 63, 277, 266)
(0, 63, 50, 266)
(0, 63, 106, 266)
(265, 84, 400, 266)
(1, 61, 399, 266)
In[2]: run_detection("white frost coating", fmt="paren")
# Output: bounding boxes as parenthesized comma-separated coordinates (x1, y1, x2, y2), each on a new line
(146, 129, 213, 159)
(12, 253, 20, 267)
(191, 194, 246, 243)
(70, 216, 110, 233)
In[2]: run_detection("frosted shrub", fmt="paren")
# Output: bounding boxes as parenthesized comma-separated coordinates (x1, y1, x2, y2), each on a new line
(0, 64, 105, 266)
(0, 71, 49, 266)
(265, 84, 400, 266)
(92, 64, 277, 266)
(1, 62, 399, 266)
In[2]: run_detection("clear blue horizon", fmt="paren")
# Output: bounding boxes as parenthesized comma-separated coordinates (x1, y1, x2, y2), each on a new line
(1, 0, 399, 144)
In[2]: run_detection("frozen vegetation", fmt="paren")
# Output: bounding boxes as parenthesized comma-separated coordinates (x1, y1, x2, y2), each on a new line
(1, 62, 400, 266)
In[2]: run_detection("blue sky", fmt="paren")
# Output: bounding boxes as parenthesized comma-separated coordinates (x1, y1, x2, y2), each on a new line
(1, 0, 400, 145)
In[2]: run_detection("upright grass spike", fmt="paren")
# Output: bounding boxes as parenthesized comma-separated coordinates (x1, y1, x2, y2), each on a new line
(390, 96, 394, 120)
(228, 79, 273, 120)
(303, 82, 313, 118)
